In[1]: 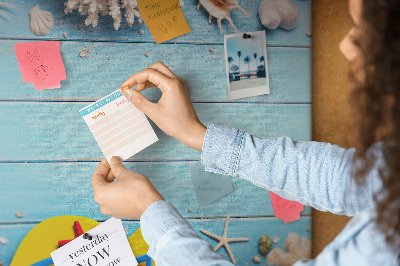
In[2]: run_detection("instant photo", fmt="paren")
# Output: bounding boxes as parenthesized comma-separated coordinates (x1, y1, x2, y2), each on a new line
(224, 31, 270, 100)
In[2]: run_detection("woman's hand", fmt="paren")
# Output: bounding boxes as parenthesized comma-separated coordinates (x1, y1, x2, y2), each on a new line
(91, 157, 164, 220)
(120, 61, 207, 151)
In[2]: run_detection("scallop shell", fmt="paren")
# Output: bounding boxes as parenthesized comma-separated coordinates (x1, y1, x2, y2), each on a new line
(29, 4, 54, 36)
(258, 0, 298, 30)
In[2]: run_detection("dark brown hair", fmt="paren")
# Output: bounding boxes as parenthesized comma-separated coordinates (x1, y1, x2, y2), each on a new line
(350, 0, 400, 255)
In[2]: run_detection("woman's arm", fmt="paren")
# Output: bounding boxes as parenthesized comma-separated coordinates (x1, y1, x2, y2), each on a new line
(91, 157, 233, 266)
(202, 124, 383, 216)
(119, 62, 382, 217)
(141, 201, 234, 266)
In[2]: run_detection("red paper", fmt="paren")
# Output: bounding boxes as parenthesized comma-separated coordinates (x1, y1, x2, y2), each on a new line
(14, 41, 67, 90)
(269, 191, 304, 223)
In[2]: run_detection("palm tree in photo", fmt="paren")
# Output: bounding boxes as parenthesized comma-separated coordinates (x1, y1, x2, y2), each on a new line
(231, 64, 239, 73)
(259, 55, 265, 68)
(258, 55, 266, 77)
(244, 56, 251, 77)
(253, 53, 258, 72)
(237, 51, 242, 77)
(228, 56, 234, 74)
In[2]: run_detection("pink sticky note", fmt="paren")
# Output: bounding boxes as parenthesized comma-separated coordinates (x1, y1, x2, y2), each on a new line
(14, 41, 67, 90)
(269, 191, 304, 223)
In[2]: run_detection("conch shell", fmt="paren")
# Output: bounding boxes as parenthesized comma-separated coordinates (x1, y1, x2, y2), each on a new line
(258, 0, 298, 30)
(29, 4, 54, 36)
(197, 0, 249, 33)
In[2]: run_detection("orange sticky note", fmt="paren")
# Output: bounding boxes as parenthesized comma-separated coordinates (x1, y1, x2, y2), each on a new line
(137, 0, 191, 44)
(269, 191, 304, 223)
(14, 41, 67, 90)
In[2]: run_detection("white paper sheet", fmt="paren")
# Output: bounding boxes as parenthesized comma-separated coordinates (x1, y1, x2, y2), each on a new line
(51, 218, 137, 266)
(80, 89, 158, 162)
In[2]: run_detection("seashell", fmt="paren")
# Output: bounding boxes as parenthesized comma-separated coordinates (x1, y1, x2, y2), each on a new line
(29, 4, 54, 36)
(258, 0, 298, 30)
(259, 235, 273, 255)
(197, 0, 249, 33)
(253, 256, 261, 263)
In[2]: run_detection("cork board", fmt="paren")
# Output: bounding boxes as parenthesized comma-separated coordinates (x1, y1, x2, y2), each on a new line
(312, 0, 353, 257)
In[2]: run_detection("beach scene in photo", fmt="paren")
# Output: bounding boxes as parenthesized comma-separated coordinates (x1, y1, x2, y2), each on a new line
(224, 31, 269, 100)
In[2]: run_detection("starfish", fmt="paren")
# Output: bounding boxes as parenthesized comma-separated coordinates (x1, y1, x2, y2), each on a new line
(200, 216, 249, 264)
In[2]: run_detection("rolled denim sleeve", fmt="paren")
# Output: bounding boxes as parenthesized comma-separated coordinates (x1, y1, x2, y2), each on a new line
(140, 200, 233, 266)
(201, 124, 383, 216)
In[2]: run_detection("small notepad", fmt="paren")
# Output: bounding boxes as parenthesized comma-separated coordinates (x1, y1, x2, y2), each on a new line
(80, 90, 158, 162)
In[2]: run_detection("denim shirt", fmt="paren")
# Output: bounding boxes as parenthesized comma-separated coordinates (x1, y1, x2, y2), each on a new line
(140, 124, 399, 265)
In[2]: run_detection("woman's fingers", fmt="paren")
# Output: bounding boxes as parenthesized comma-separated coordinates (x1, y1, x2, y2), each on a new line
(92, 159, 110, 190)
(121, 88, 158, 117)
(105, 169, 116, 182)
(147, 61, 178, 79)
(120, 68, 173, 93)
(135, 81, 156, 92)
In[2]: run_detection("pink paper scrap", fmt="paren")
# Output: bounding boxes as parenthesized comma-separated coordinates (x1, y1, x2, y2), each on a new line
(269, 191, 304, 223)
(14, 41, 67, 90)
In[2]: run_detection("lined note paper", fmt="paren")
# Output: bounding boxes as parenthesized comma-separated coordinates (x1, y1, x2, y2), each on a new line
(14, 41, 66, 90)
(80, 90, 158, 162)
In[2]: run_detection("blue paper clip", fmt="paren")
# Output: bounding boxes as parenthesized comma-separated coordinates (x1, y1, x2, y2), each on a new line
(136, 254, 152, 266)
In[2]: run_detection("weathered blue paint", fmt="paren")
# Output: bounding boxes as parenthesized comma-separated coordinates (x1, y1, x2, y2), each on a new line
(0, 103, 311, 160)
(0, 0, 312, 264)
(0, 162, 312, 222)
(0, 0, 312, 47)
(0, 41, 311, 102)
(0, 217, 311, 266)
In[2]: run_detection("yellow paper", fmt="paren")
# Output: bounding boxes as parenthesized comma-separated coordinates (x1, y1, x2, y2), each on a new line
(137, 0, 191, 44)
(10, 215, 155, 266)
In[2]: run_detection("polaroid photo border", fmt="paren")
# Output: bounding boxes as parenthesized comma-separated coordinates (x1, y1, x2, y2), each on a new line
(224, 31, 270, 100)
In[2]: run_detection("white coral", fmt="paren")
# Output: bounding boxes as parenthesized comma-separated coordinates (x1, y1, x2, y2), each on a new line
(64, 0, 184, 30)
(121, 0, 142, 27)
(266, 233, 311, 266)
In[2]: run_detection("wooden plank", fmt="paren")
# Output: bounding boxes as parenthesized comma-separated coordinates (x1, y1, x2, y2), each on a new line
(0, 162, 312, 221)
(0, 0, 312, 47)
(0, 103, 311, 161)
(0, 41, 311, 103)
(0, 217, 311, 266)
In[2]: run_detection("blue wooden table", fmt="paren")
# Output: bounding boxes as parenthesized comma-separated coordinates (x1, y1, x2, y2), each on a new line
(0, 0, 312, 265)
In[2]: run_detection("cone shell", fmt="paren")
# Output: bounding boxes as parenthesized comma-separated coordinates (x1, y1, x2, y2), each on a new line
(29, 4, 54, 36)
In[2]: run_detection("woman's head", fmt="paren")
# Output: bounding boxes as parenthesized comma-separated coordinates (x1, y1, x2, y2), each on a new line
(341, 0, 400, 253)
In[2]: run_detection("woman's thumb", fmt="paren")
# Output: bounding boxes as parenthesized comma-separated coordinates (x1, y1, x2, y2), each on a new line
(122, 88, 154, 115)
(109, 156, 128, 178)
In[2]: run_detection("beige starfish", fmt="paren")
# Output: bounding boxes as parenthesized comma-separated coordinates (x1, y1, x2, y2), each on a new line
(200, 215, 250, 264)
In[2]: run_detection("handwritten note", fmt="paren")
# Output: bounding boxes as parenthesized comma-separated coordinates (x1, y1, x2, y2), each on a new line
(269, 191, 304, 223)
(80, 89, 158, 162)
(190, 162, 234, 208)
(137, 0, 191, 44)
(51, 218, 137, 266)
(14, 41, 67, 90)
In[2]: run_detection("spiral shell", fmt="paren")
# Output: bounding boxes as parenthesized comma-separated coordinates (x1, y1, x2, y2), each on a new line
(258, 0, 298, 30)
(197, 0, 248, 33)
(29, 4, 54, 36)
(259, 235, 273, 255)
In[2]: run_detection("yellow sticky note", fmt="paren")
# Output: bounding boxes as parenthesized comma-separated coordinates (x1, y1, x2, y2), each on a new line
(137, 0, 191, 44)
